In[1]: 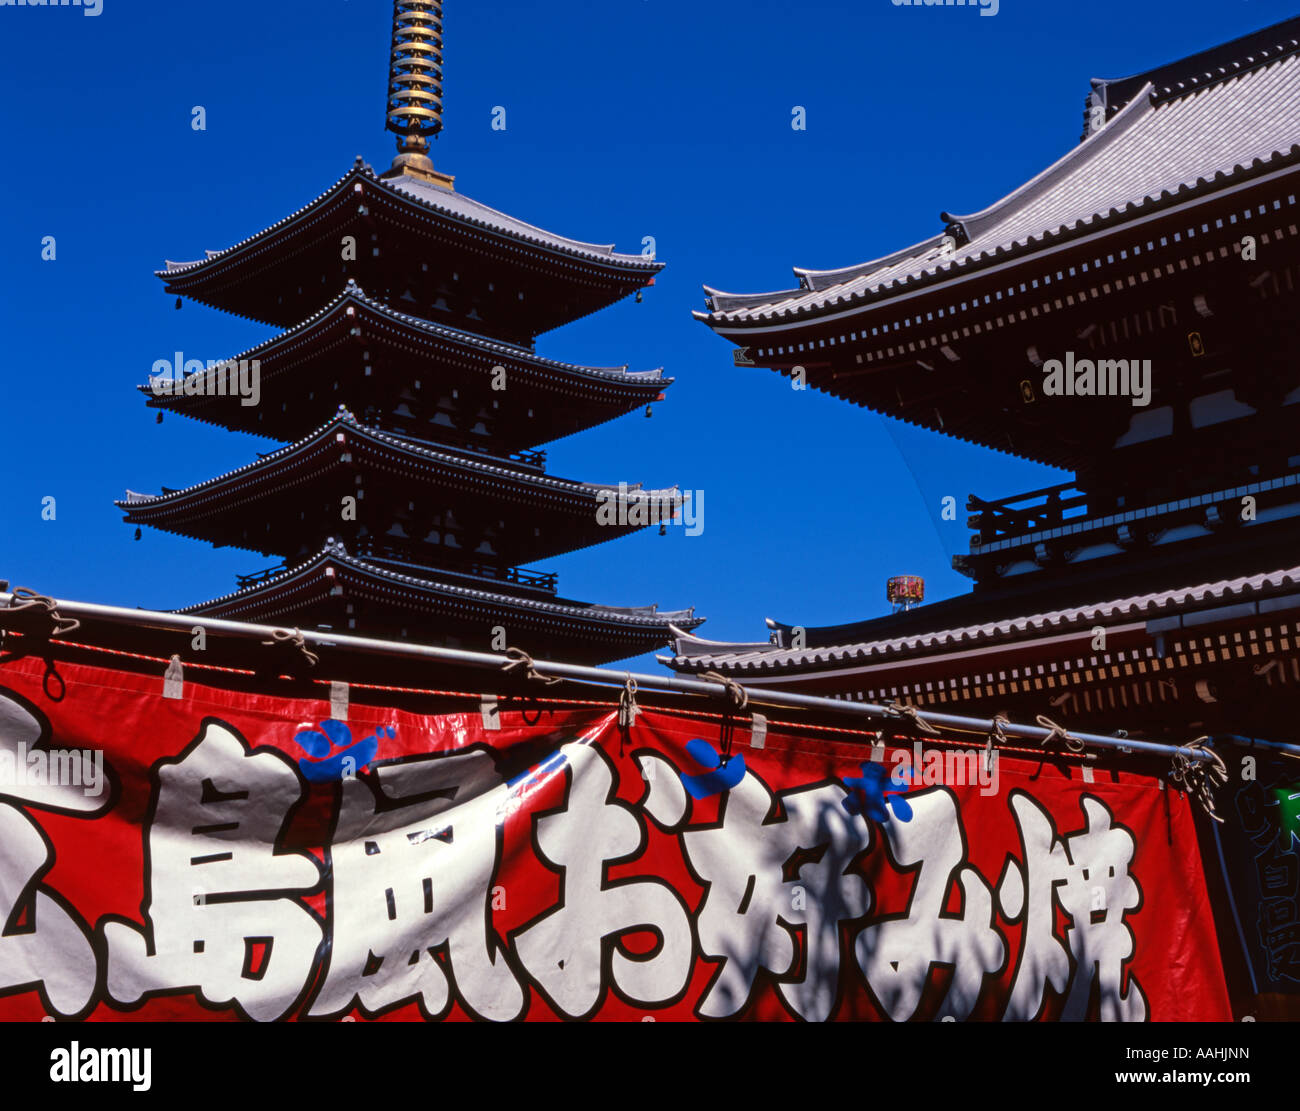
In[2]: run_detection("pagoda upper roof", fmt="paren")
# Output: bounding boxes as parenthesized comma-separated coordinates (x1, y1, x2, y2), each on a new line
(179, 541, 703, 666)
(698, 19, 1300, 331)
(663, 562, 1300, 677)
(140, 283, 670, 445)
(158, 159, 663, 337)
(118, 410, 681, 562)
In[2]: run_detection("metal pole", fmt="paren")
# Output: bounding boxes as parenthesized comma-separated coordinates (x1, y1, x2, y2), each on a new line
(1211, 734, 1300, 760)
(0, 589, 1243, 765)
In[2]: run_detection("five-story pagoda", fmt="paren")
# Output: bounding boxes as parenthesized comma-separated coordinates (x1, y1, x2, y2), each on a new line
(122, 0, 702, 665)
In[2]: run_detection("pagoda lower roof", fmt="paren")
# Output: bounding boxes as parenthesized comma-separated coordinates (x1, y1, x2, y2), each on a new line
(179, 542, 703, 667)
(117, 411, 680, 562)
(140, 283, 670, 446)
(158, 160, 663, 338)
(699, 24, 1300, 331)
(664, 562, 1300, 678)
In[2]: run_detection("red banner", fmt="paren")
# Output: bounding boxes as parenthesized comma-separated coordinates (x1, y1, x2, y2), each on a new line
(0, 656, 1230, 1021)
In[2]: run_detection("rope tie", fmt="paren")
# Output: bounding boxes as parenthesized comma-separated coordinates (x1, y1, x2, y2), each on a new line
(260, 628, 320, 670)
(1170, 736, 1229, 823)
(43, 657, 66, 702)
(502, 647, 561, 686)
(699, 670, 748, 712)
(986, 713, 1009, 775)
(888, 700, 940, 736)
(0, 588, 81, 640)
(618, 674, 640, 729)
(1035, 714, 1085, 753)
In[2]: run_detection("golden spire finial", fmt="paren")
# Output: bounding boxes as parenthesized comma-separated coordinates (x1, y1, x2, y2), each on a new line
(383, 1, 455, 188)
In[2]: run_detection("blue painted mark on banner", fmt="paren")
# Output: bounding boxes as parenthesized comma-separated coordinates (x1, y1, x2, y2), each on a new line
(680, 738, 746, 799)
(291, 719, 391, 783)
(843, 762, 912, 823)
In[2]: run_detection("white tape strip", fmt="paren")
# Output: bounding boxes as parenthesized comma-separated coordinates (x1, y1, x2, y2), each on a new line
(480, 695, 500, 731)
(330, 681, 349, 721)
(1081, 765, 1095, 783)
(162, 656, 184, 700)
(750, 713, 767, 750)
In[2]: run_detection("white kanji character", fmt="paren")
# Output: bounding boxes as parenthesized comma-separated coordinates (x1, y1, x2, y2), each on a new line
(1059, 795, 1146, 1020)
(0, 690, 109, 1017)
(103, 721, 323, 1022)
(308, 747, 524, 1021)
(857, 788, 1004, 1021)
(513, 741, 692, 1018)
(675, 764, 871, 1021)
(999, 792, 1146, 1021)
(997, 791, 1071, 1021)
(0, 803, 97, 1017)
(1058, 797, 1146, 1020)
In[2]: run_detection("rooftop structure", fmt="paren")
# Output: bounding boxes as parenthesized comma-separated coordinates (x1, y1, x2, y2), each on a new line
(670, 16, 1300, 739)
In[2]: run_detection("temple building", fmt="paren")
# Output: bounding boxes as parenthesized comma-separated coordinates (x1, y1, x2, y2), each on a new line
(669, 16, 1300, 744)
(122, 1, 701, 665)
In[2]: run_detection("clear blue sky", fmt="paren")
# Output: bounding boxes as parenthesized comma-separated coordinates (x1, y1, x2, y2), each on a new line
(1, 0, 1292, 670)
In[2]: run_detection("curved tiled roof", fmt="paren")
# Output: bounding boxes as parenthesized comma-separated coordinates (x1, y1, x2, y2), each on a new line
(118, 410, 681, 512)
(665, 564, 1300, 674)
(701, 30, 1300, 329)
(182, 542, 703, 631)
(1090, 14, 1300, 116)
(160, 159, 662, 279)
(139, 282, 668, 398)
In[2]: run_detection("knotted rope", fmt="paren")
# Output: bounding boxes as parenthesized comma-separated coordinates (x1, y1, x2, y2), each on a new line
(1170, 736, 1229, 823)
(618, 674, 640, 729)
(888, 700, 940, 737)
(986, 713, 1009, 775)
(0, 588, 80, 639)
(1035, 714, 1085, 753)
(260, 628, 319, 670)
(501, 647, 562, 686)
(699, 670, 748, 712)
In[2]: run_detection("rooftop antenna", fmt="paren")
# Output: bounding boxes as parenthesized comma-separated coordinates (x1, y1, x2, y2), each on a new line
(383, 1, 456, 189)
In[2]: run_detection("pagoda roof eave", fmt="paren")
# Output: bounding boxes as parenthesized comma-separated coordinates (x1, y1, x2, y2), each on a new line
(138, 380, 670, 454)
(118, 411, 679, 514)
(178, 543, 705, 634)
(384, 170, 660, 269)
(156, 160, 663, 286)
(138, 284, 671, 410)
(117, 412, 682, 561)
